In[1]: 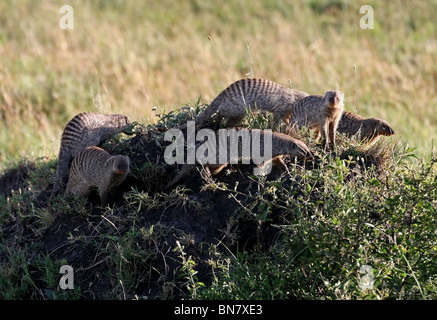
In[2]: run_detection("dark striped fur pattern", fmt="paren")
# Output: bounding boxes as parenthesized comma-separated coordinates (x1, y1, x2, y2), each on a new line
(182, 78, 309, 129)
(53, 112, 130, 193)
(64, 146, 130, 205)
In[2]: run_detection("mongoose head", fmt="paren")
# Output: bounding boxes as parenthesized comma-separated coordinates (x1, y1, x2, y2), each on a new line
(324, 90, 344, 109)
(113, 114, 131, 127)
(373, 118, 395, 136)
(292, 139, 314, 161)
(111, 155, 130, 175)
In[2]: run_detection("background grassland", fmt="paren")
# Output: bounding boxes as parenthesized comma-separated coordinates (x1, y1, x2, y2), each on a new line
(0, 0, 436, 165)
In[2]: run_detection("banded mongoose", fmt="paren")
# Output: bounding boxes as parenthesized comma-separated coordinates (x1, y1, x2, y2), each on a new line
(337, 111, 395, 144)
(164, 128, 313, 190)
(53, 112, 131, 193)
(64, 146, 130, 205)
(289, 90, 344, 151)
(180, 78, 309, 129)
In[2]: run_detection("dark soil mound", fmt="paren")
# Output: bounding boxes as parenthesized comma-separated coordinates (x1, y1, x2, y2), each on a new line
(0, 161, 35, 196)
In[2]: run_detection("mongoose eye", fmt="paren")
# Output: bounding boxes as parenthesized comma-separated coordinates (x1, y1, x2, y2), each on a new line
(386, 126, 394, 135)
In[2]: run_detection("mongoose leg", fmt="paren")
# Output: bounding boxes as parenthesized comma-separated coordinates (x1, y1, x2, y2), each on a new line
(199, 165, 215, 184)
(272, 113, 286, 129)
(213, 113, 224, 130)
(271, 156, 287, 171)
(224, 116, 245, 128)
(314, 127, 321, 142)
(321, 123, 330, 151)
(328, 121, 336, 150)
(65, 179, 90, 198)
(208, 164, 228, 176)
(99, 189, 109, 206)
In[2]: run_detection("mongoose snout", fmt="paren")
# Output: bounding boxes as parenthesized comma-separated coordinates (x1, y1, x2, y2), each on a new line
(329, 94, 339, 105)
(325, 90, 344, 109)
(378, 121, 395, 136)
(112, 156, 130, 175)
(295, 141, 314, 161)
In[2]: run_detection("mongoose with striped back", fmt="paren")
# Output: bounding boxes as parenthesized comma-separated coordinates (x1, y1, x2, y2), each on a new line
(164, 128, 313, 190)
(289, 90, 344, 151)
(179, 78, 309, 129)
(64, 146, 130, 205)
(53, 112, 131, 193)
(337, 111, 395, 144)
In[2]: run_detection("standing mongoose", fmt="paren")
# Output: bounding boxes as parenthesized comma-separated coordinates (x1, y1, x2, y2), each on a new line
(289, 90, 344, 151)
(164, 128, 313, 190)
(337, 111, 395, 144)
(179, 78, 309, 129)
(53, 112, 131, 193)
(64, 146, 130, 205)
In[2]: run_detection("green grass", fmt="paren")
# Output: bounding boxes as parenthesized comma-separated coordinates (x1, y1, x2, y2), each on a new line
(198, 149, 437, 299)
(1, 104, 436, 300)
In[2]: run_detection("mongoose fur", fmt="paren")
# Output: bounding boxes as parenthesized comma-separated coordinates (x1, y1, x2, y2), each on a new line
(53, 112, 131, 193)
(164, 128, 313, 190)
(289, 90, 344, 150)
(337, 111, 395, 144)
(64, 146, 130, 205)
(180, 78, 309, 129)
